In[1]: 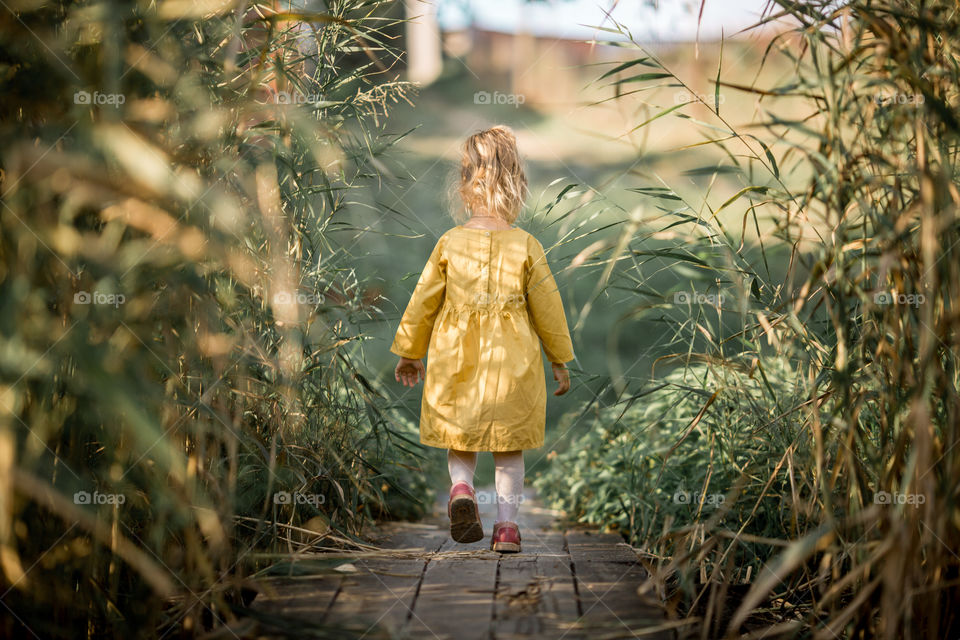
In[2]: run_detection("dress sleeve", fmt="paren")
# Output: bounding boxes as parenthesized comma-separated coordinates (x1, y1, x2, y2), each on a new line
(525, 235, 575, 364)
(390, 235, 447, 360)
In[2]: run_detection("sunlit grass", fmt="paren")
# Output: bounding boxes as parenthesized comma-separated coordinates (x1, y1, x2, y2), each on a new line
(0, 1, 429, 637)
(537, 1, 960, 637)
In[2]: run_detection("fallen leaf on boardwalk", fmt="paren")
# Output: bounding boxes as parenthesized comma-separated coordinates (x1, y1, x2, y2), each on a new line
(333, 563, 358, 573)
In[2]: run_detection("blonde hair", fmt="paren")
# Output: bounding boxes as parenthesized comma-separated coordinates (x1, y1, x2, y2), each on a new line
(449, 125, 528, 224)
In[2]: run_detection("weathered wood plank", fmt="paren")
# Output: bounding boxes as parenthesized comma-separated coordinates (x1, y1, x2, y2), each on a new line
(250, 575, 341, 622)
(253, 502, 675, 639)
(573, 560, 668, 629)
(494, 555, 542, 636)
(565, 530, 641, 564)
(371, 522, 448, 552)
(405, 556, 499, 639)
(323, 557, 426, 635)
(535, 553, 585, 639)
(566, 530, 673, 639)
(491, 525, 589, 638)
(436, 530, 493, 554)
(517, 529, 565, 555)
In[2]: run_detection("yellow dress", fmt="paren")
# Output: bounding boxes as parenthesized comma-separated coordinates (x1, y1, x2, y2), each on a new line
(390, 225, 575, 452)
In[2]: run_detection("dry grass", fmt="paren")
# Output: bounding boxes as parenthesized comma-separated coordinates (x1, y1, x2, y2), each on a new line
(536, 1, 960, 638)
(0, 1, 428, 637)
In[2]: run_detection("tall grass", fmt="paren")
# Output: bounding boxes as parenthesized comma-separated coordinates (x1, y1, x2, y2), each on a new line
(0, 0, 427, 637)
(536, 1, 960, 637)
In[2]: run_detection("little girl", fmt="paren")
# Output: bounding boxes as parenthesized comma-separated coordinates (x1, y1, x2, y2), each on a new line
(390, 125, 574, 553)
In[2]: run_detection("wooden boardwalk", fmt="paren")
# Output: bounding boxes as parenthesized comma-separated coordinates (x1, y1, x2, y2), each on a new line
(250, 491, 676, 639)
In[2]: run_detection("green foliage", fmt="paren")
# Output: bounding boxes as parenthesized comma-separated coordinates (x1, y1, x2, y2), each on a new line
(536, 358, 810, 566)
(542, 0, 960, 637)
(0, 0, 426, 637)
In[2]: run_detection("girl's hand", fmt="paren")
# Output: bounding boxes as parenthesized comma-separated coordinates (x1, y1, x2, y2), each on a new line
(552, 362, 570, 396)
(395, 357, 425, 387)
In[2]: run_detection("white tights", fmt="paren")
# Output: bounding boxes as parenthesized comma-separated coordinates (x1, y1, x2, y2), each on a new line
(447, 449, 524, 524)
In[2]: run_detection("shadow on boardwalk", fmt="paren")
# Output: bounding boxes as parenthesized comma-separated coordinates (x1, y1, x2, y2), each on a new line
(249, 490, 680, 639)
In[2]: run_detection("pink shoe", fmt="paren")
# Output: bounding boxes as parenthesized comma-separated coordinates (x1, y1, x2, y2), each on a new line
(490, 521, 521, 553)
(447, 482, 483, 543)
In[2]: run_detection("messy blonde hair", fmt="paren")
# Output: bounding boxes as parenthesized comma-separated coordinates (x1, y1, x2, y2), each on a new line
(449, 125, 528, 224)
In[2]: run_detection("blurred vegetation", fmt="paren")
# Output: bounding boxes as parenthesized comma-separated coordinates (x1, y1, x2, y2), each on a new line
(536, 0, 960, 637)
(0, 0, 431, 637)
(538, 357, 808, 551)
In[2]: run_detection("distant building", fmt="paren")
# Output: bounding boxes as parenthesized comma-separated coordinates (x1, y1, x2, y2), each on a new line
(437, 0, 768, 42)
(406, 1, 781, 106)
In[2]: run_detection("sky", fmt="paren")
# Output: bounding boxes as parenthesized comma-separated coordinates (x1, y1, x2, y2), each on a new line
(435, 0, 777, 42)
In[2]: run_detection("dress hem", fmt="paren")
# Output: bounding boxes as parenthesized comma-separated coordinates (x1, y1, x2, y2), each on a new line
(419, 437, 544, 452)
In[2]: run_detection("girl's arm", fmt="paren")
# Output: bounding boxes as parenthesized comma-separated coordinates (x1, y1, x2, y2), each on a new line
(395, 357, 425, 387)
(525, 236, 575, 374)
(390, 235, 447, 363)
(551, 362, 570, 396)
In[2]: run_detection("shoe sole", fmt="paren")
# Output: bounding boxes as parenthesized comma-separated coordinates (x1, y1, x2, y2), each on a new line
(449, 496, 483, 543)
(492, 541, 521, 553)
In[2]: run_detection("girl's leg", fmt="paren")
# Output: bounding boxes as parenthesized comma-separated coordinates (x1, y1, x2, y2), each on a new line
(448, 449, 477, 488)
(447, 449, 483, 543)
(493, 450, 524, 523)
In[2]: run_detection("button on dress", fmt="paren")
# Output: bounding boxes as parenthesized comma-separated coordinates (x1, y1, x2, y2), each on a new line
(390, 225, 575, 452)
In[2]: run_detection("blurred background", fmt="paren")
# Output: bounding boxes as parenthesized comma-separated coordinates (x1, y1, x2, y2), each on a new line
(363, 0, 791, 480)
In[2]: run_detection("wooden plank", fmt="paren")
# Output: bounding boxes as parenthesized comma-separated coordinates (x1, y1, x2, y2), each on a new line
(535, 553, 585, 639)
(251, 528, 446, 637)
(250, 575, 341, 622)
(436, 530, 493, 554)
(565, 530, 640, 564)
(318, 531, 447, 636)
(573, 560, 670, 634)
(517, 530, 565, 555)
(405, 556, 499, 639)
(565, 530, 673, 639)
(493, 555, 542, 636)
(493, 534, 585, 639)
(372, 522, 448, 552)
(323, 557, 427, 636)
(255, 499, 676, 639)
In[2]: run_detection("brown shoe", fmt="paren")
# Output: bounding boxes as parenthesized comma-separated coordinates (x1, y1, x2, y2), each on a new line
(490, 521, 521, 553)
(447, 483, 483, 543)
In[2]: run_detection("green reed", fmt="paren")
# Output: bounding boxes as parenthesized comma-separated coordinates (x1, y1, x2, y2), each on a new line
(0, 1, 427, 637)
